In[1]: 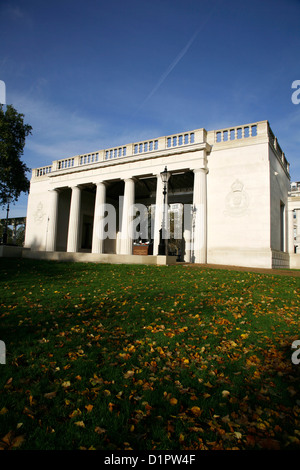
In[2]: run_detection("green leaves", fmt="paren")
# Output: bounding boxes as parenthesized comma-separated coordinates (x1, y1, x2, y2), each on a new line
(0, 104, 32, 206)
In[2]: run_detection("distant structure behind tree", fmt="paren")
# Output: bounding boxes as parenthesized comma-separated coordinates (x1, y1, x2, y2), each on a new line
(0, 217, 26, 246)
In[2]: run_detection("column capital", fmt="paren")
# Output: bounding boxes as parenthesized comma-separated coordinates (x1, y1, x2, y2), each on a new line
(94, 180, 106, 186)
(192, 167, 209, 174)
(124, 177, 136, 183)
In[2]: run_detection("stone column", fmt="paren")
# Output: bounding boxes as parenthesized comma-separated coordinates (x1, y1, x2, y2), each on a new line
(288, 209, 295, 254)
(192, 168, 208, 263)
(120, 178, 135, 255)
(183, 203, 192, 262)
(153, 174, 164, 255)
(92, 182, 106, 254)
(46, 188, 59, 251)
(67, 185, 81, 253)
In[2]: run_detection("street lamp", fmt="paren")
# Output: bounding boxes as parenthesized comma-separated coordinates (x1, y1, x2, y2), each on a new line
(3, 196, 12, 245)
(158, 166, 170, 255)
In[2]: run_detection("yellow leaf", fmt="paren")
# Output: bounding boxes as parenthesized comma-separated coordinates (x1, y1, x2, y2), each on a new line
(179, 434, 185, 442)
(124, 370, 135, 379)
(74, 421, 85, 428)
(169, 398, 178, 406)
(204, 382, 213, 388)
(190, 406, 202, 416)
(85, 404, 93, 413)
(62, 381, 71, 388)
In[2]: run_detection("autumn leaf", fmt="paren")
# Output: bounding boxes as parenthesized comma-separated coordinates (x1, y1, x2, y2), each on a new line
(169, 397, 178, 406)
(108, 402, 114, 412)
(0, 431, 25, 450)
(62, 381, 71, 388)
(11, 435, 25, 449)
(74, 421, 85, 428)
(95, 427, 106, 435)
(124, 370, 135, 379)
(44, 391, 57, 399)
(69, 409, 82, 419)
(190, 406, 202, 416)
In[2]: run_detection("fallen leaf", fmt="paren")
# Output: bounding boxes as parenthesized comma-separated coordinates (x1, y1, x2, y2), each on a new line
(95, 427, 106, 435)
(44, 391, 57, 399)
(74, 421, 85, 428)
(108, 402, 114, 412)
(190, 406, 202, 416)
(169, 398, 178, 406)
(11, 435, 25, 449)
(124, 370, 135, 379)
(62, 381, 71, 388)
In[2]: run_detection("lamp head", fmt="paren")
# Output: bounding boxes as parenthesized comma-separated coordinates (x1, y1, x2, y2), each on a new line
(160, 166, 170, 184)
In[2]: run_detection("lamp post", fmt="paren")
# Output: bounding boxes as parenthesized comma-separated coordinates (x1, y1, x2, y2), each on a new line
(158, 166, 170, 256)
(3, 196, 11, 245)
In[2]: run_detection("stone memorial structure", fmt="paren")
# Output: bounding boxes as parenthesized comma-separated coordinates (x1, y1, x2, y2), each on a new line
(24, 120, 291, 269)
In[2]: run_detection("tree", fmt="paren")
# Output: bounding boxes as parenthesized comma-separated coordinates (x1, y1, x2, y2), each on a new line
(0, 104, 32, 207)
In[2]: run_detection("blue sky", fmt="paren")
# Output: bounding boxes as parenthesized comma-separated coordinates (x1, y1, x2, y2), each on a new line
(1, 0, 300, 218)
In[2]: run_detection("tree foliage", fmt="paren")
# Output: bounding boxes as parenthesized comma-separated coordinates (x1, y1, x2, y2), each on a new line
(0, 104, 32, 206)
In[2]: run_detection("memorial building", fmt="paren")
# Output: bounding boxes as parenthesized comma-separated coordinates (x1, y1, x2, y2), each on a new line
(24, 120, 292, 269)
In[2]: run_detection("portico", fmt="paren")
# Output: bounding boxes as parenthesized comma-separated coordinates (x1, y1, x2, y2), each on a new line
(24, 120, 291, 269)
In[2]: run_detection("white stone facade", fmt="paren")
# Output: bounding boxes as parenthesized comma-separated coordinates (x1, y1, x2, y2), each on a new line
(288, 182, 300, 268)
(24, 120, 291, 269)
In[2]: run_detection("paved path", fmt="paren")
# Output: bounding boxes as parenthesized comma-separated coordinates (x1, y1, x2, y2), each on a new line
(178, 262, 300, 277)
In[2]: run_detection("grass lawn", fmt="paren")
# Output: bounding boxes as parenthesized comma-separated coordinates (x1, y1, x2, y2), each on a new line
(0, 258, 300, 451)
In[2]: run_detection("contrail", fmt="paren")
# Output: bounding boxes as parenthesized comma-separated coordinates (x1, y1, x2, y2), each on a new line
(142, 28, 200, 105)
(133, 1, 221, 115)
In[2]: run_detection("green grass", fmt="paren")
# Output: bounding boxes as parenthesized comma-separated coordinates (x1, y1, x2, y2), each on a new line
(0, 258, 300, 450)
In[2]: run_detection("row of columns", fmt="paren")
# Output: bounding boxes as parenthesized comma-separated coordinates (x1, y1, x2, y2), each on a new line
(46, 167, 208, 263)
(288, 208, 300, 254)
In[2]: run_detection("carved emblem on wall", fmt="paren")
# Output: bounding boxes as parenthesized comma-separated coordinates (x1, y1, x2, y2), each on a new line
(224, 179, 249, 217)
(33, 202, 45, 224)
